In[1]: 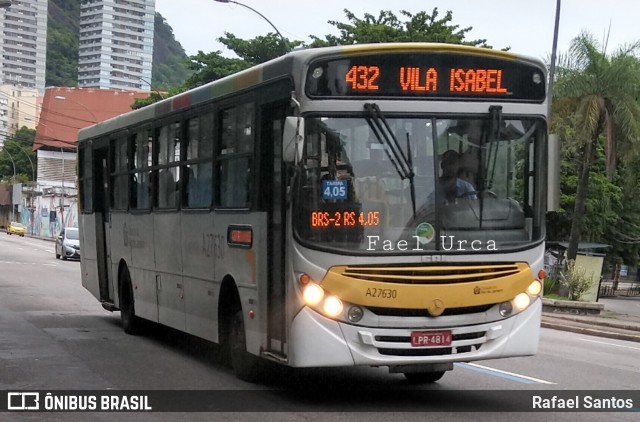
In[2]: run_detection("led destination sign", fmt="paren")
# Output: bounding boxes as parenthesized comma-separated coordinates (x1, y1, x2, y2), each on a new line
(306, 52, 546, 101)
(345, 65, 509, 95)
(311, 210, 381, 229)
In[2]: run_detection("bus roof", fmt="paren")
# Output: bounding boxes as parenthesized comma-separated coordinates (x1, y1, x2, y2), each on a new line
(77, 43, 543, 144)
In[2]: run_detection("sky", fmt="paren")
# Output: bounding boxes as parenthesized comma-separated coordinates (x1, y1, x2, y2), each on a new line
(154, 0, 639, 61)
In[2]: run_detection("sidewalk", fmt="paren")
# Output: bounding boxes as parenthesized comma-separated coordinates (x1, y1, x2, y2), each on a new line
(541, 302, 640, 343)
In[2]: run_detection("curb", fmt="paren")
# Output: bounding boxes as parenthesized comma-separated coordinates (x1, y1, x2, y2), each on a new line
(541, 320, 640, 343)
(542, 314, 640, 332)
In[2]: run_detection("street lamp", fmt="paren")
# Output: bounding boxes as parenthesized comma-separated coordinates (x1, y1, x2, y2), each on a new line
(139, 77, 164, 100)
(4, 140, 35, 182)
(547, 0, 562, 115)
(213, 0, 290, 52)
(4, 141, 35, 234)
(54, 95, 99, 123)
(60, 147, 65, 230)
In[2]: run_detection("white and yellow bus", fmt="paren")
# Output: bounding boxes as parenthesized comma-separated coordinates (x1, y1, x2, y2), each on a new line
(78, 43, 551, 382)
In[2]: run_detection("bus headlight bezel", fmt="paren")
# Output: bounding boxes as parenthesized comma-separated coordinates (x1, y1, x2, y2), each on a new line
(347, 306, 364, 322)
(298, 274, 354, 321)
(504, 279, 543, 316)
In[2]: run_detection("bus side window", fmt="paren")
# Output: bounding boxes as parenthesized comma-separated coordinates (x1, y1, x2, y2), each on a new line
(133, 129, 152, 210)
(216, 103, 253, 208)
(188, 162, 212, 207)
(184, 113, 214, 208)
(157, 122, 180, 209)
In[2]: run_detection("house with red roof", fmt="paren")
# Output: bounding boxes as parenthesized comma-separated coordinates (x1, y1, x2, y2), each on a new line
(23, 87, 150, 238)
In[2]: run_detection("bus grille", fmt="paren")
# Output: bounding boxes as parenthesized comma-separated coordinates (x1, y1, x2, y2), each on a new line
(343, 263, 521, 284)
(368, 304, 494, 317)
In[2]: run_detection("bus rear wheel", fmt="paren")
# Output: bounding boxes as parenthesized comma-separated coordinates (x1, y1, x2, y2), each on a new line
(119, 269, 140, 335)
(403, 370, 446, 383)
(229, 311, 262, 382)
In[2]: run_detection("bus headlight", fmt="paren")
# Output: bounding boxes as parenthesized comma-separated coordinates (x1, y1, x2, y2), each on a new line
(302, 283, 324, 306)
(527, 280, 543, 296)
(513, 293, 531, 311)
(298, 275, 358, 321)
(323, 296, 344, 317)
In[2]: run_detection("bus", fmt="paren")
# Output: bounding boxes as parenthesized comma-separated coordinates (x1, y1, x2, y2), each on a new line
(78, 42, 553, 383)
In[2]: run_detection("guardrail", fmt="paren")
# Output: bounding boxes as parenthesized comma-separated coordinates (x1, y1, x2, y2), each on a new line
(598, 281, 640, 298)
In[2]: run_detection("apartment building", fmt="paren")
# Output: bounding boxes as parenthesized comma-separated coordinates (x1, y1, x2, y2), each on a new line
(78, 0, 155, 91)
(0, 84, 39, 145)
(0, 0, 48, 95)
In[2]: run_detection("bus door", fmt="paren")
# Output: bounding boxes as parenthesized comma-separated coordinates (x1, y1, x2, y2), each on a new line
(93, 146, 113, 303)
(261, 99, 289, 356)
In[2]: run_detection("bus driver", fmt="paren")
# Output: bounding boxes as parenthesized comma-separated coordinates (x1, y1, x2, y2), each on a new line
(438, 150, 477, 201)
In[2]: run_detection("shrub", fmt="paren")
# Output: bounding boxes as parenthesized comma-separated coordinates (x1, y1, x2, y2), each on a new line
(559, 259, 595, 301)
(543, 275, 559, 295)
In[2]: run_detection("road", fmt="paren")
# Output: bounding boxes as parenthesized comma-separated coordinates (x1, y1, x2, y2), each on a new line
(0, 234, 638, 421)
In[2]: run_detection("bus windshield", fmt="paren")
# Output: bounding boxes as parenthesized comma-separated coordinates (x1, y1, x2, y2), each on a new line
(293, 114, 545, 254)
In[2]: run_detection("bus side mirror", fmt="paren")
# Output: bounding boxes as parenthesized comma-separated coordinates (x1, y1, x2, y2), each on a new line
(283, 116, 304, 163)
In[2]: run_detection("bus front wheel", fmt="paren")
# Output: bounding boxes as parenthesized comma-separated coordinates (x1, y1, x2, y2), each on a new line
(403, 371, 446, 383)
(229, 311, 262, 381)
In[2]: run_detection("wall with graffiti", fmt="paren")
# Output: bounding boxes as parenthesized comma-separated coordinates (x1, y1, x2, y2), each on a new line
(18, 195, 78, 239)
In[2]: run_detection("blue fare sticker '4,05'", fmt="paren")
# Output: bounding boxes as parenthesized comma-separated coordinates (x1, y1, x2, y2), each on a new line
(322, 179, 348, 200)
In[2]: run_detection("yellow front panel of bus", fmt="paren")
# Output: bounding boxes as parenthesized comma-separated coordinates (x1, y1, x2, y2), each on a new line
(320, 263, 534, 312)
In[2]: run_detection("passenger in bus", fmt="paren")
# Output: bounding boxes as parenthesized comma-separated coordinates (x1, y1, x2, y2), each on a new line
(158, 168, 177, 208)
(437, 150, 476, 201)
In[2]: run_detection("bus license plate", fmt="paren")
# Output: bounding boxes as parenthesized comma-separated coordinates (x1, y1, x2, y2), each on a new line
(411, 330, 452, 347)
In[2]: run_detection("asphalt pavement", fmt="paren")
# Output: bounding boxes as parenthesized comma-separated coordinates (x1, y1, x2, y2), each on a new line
(541, 295, 640, 343)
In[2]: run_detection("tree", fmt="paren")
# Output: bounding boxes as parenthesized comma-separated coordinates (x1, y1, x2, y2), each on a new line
(219, 32, 301, 63)
(606, 160, 640, 266)
(182, 50, 251, 90)
(308, 8, 491, 48)
(0, 127, 37, 183)
(552, 32, 640, 260)
(546, 131, 623, 244)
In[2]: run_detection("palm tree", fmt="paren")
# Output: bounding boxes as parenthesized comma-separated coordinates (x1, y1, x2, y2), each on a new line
(552, 32, 640, 260)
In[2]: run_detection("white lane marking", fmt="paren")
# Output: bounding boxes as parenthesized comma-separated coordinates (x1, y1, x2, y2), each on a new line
(459, 362, 556, 384)
(580, 338, 640, 351)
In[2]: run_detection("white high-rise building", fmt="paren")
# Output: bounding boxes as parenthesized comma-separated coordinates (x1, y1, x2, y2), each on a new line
(78, 0, 155, 91)
(0, 0, 48, 95)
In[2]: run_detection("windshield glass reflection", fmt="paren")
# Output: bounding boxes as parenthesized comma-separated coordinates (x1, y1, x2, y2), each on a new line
(293, 115, 545, 254)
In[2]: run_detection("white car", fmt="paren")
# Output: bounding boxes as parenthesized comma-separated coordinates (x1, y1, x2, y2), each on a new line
(55, 227, 80, 260)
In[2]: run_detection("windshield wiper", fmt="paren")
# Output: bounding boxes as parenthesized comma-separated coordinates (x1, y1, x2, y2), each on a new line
(486, 105, 503, 190)
(364, 103, 416, 216)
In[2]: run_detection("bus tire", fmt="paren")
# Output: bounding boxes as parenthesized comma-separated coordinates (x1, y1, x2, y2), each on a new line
(403, 371, 446, 383)
(229, 311, 261, 382)
(119, 268, 140, 335)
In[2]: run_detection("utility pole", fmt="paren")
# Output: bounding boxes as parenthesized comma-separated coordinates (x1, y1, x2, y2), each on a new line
(60, 147, 65, 231)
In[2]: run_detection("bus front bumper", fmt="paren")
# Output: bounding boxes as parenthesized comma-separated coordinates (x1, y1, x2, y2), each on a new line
(288, 298, 541, 368)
